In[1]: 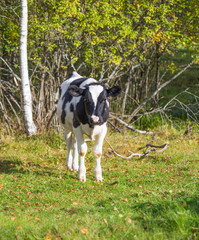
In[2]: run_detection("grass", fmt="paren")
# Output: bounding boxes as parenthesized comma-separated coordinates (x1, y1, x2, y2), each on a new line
(0, 126, 199, 240)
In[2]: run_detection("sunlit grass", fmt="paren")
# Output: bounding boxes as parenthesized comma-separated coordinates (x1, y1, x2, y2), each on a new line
(0, 127, 199, 239)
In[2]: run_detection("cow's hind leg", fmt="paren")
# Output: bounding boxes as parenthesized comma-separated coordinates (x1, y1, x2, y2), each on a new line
(64, 130, 73, 171)
(73, 127, 87, 182)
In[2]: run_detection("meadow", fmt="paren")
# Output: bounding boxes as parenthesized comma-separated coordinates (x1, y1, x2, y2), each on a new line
(0, 126, 199, 240)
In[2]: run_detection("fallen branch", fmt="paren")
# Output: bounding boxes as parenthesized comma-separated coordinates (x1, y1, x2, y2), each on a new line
(110, 114, 153, 135)
(105, 138, 169, 159)
(184, 123, 195, 136)
(145, 143, 169, 153)
(107, 120, 122, 133)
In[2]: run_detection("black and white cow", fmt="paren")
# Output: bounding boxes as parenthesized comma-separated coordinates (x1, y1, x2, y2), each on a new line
(57, 72, 121, 182)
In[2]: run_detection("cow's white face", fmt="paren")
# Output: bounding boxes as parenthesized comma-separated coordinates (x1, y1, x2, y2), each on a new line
(84, 85, 108, 125)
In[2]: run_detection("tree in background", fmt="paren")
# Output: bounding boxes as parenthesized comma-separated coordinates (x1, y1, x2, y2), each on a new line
(20, 0, 37, 135)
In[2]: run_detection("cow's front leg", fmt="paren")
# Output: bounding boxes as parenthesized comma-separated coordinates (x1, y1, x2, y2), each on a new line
(93, 127, 107, 182)
(72, 137, 79, 172)
(64, 130, 73, 171)
(73, 127, 87, 182)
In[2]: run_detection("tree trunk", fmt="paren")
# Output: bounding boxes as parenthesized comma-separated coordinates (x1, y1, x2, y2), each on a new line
(155, 44, 160, 103)
(122, 74, 131, 116)
(20, 0, 37, 136)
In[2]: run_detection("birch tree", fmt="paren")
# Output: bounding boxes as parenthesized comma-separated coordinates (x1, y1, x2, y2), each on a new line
(20, 0, 37, 135)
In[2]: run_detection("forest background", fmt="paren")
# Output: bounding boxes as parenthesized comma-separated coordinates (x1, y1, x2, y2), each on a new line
(0, 0, 199, 132)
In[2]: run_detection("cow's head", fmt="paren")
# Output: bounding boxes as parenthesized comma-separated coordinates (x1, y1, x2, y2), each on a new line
(68, 83, 121, 126)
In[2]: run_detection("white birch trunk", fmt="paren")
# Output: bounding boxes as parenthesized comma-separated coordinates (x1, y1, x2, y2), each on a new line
(20, 0, 37, 135)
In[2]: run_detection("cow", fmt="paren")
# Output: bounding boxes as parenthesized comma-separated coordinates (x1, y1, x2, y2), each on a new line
(57, 72, 121, 182)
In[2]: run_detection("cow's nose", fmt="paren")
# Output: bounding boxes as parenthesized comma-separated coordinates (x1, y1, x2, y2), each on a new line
(91, 116, 99, 123)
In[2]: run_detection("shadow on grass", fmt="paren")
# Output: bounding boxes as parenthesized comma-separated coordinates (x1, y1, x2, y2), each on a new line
(0, 157, 23, 174)
(132, 195, 199, 215)
(130, 195, 199, 237)
(0, 156, 80, 182)
(0, 156, 57, 176)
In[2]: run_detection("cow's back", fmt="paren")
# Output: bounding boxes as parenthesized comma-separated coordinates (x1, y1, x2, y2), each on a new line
(57, 72, 97, 130)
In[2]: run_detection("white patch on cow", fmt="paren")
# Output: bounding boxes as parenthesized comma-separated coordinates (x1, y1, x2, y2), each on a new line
(89, 85, 104, 107)
(88, 85, 104, 121)
(81, 123, 107, 140)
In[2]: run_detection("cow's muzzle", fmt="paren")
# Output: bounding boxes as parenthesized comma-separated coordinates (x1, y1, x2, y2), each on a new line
(90, 116, 100, 125)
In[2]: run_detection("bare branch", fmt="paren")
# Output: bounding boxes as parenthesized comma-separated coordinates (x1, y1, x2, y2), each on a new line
(122, 63, 140, 115)
(63, 53, 77, 72)
(128, 61, 194, 121)
(46, 107, 57, 131)
(0, 57, 21, 83)
(3, 94, 21, 127)
(106, 59, 123, 85)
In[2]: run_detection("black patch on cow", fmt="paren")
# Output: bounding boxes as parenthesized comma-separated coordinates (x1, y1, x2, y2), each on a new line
(94, 90, 109, 124)
(107, 86, 121, 97)
(71, 77, 89, 87)
(74, 93, 94, 127)
(59, 86, 62, 97)
(70, 103, 74, 112)
(61, 77, 88, 124)
(61, 111, 66, 125)
(73, 114, 81, 128)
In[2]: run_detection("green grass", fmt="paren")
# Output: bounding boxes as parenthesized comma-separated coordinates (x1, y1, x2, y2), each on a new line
(0, 127, 199, 240)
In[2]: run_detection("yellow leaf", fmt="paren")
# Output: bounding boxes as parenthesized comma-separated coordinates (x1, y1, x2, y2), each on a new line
(125, 217, 132, 223)
(103, 218, 108, 225)
(80, 228, 88, 234)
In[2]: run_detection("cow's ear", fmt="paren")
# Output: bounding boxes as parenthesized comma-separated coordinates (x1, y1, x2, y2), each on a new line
(107, 86, 121, 97)
(68, 85, 84, 97)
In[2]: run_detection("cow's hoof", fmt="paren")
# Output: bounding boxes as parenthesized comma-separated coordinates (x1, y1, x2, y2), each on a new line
(67, 167, 73, 171)
(79, 168, 86, 182)
(95, 177, 103, 182)
(73, 166, 79, 172)
(79, 176, 86, 182)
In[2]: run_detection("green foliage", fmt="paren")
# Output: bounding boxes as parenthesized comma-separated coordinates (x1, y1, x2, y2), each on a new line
(0, 129, 199, 239)
(1, 0, 199, 128)
(0, 1, 20, 53)
(2, 0, 198, 71)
